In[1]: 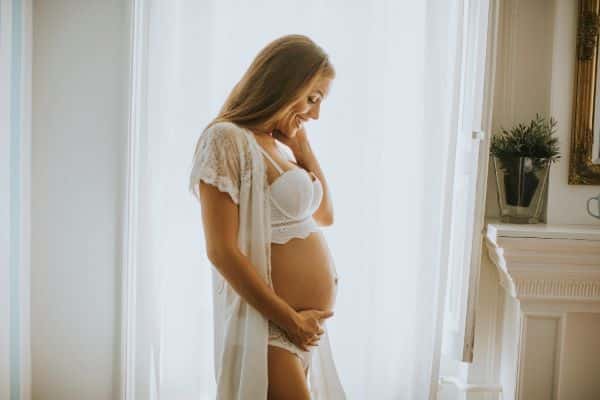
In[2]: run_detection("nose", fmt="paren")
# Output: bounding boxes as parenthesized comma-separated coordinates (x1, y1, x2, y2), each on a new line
(307, 103, 320, 120)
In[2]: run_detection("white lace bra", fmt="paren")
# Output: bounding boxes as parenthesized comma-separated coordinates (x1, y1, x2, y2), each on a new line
(257, 145, 323, 244)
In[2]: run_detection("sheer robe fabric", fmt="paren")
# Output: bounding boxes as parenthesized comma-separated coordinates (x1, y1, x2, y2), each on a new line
(189, 121, 346, 399)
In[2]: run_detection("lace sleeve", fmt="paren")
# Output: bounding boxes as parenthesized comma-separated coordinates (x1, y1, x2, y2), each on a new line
(189, 123, 243, 205)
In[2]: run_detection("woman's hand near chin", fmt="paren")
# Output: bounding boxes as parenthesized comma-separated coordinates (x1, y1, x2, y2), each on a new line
(272, 126, 310, 162)
(273, 125, 334, 225)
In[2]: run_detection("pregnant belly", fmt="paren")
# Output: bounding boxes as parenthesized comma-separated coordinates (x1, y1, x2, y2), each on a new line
(270, 231, 338, 312)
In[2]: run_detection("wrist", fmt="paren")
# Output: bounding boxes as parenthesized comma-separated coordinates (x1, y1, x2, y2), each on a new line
(277, 305, 300, 333)
(294, 145, 314, 166)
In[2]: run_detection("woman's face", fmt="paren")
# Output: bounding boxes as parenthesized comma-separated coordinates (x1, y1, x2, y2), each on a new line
(274, 76, 332, 138)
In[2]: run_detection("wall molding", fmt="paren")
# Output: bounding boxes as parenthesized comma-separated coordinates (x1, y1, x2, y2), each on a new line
(516, 314, 564, 400)
(439, 375, 503, 394)
(486, 222, 600, 301)
(1, 1, 32, 399)
(462, 0, 501, 365)
(516, 279, 600, 300)
(120, 0, 147, 399)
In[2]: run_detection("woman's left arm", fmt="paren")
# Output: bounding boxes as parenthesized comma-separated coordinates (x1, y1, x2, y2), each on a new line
(293, 137, 334, 227)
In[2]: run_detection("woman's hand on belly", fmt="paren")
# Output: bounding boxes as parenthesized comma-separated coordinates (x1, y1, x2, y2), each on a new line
(280, 309, 334, 351)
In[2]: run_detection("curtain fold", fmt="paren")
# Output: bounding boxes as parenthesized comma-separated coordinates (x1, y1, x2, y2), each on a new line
(128, 0, 465, 398)
(1, 0, 32, 399)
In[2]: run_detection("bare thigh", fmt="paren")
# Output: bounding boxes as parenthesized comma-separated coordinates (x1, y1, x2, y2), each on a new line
(267, 345, 311, 400)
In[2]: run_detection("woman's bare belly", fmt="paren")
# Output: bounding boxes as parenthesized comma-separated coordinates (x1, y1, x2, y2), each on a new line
(270, 230, 338, 312)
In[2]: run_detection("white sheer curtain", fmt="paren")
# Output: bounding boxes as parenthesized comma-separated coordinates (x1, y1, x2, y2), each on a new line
(1, 0, 32, 398)
(127, 0, 464, 399)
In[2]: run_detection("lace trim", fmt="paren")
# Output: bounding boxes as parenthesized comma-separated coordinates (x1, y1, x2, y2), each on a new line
(197, 173, 240, 205)
(271, 218, 320, 244)
(189, 122, 253, 204)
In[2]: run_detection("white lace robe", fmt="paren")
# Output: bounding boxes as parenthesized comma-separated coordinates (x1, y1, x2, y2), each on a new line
(189, 121, 346, 399)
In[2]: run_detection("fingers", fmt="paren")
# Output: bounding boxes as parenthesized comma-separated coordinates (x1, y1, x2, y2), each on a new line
(306, 334, 321, 347)
(298, 341, 310, 352)
(294, 337, 319, 351)
(292, 333, 324, 351)
(296, 331, 323, 351)
(287, 333, 309, 352)
(289, 309, 333, 351)
(299, 309, 334, 321)
(306, 322, 324, 338)
(300, 331, 321, 342)
(305, 331, 323, 346)
(317, 310, 334, 319)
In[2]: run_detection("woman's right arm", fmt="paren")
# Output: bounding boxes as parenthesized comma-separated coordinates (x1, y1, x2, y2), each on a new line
(198, 181, 297, 328)
(198, 181, 332, 350)
(191, 124, 332, 349)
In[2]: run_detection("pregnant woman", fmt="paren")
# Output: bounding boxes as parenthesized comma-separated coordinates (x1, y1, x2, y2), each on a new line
(189, 35, 345, 399)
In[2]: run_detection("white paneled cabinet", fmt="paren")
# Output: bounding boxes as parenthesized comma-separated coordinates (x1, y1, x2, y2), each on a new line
(485, 222, 600, 400)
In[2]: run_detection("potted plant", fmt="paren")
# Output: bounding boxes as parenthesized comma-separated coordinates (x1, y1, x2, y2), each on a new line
(491, 114, 560, 224)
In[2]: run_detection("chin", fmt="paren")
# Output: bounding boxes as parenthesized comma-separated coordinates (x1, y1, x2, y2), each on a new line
(275, 118, 300, 138)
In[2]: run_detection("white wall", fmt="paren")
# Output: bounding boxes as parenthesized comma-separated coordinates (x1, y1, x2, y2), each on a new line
(486, 0, 600, 225)
(559, 313, 600, 398)
(471, 0, 600, 398)
(31, 1, 129, 399)
(547, 0, 600, 225)
(485, 0, 556, 221)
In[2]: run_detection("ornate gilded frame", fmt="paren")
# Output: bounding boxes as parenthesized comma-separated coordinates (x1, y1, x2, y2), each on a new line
(570, 0, 600, 184)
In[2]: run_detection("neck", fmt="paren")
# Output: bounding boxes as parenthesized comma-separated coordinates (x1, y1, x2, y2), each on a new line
(251, 129, 275, 144)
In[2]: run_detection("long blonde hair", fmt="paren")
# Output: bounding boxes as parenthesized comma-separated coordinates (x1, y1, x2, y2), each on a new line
(209, 34, 335, 132)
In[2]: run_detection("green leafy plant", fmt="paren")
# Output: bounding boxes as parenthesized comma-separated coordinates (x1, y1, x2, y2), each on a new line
(491, 114, 560, 165)
(491, 114, 561, 211)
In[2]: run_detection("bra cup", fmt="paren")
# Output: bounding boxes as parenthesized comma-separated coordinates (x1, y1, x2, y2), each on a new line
(270, 169, 321, 220)
(311, 179, 323, 212)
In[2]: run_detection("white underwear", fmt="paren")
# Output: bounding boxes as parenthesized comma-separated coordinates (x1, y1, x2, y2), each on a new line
(268, 322, 314, 372)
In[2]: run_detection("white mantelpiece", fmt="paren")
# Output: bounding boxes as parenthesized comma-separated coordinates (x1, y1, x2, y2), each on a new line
(486, 223, 600, 302)
(485, 221, 600, 400)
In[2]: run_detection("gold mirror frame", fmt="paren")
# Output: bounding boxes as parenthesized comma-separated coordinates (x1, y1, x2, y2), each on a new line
(570, 0, 600, 184)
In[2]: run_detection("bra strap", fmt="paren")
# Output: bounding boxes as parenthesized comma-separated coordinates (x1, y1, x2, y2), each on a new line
(258, 146, 284, 174)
